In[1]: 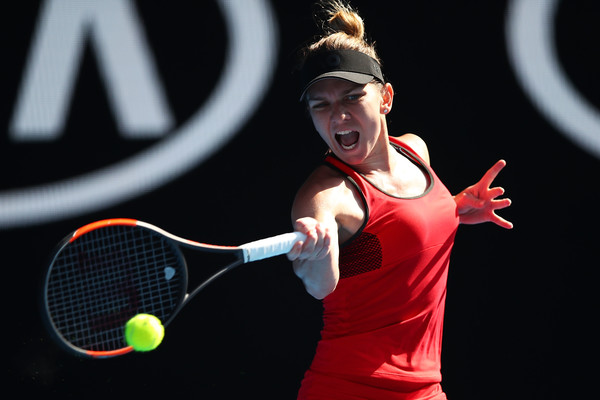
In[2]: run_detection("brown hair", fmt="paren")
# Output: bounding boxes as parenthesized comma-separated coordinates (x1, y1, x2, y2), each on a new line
(304, 0, 380, 63)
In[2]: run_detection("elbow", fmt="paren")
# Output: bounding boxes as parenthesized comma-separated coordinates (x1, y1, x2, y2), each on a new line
(292, 259, 339, 299)
(305, 279, 337, 300)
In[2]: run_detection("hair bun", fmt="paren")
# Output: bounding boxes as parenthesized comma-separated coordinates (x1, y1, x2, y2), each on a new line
(327, 7, 365, 40)
(303, 1, 380, 65)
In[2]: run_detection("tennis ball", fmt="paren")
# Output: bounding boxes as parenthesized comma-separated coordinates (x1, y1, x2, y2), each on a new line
(124, 314, 165, 352)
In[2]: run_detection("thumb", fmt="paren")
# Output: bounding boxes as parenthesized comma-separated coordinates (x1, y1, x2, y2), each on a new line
(458, 192, 485, 209)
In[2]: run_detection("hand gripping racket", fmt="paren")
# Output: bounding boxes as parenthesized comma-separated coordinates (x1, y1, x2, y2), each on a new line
(42, 218, 304, 358)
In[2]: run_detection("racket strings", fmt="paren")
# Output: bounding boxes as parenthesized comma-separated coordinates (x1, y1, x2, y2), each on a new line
(45, 225, 186, 353)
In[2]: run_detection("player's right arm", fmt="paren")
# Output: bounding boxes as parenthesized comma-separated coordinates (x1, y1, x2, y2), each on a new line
(287, 166, 363, 299)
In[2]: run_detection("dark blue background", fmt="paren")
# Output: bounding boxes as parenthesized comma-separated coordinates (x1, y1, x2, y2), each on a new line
(3, 1, 598, 398)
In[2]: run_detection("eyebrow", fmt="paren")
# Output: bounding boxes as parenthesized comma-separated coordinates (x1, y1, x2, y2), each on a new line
(306, 84, 364, 102)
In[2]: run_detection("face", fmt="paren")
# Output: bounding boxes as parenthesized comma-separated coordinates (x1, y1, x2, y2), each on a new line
(306, 79, 391, 166)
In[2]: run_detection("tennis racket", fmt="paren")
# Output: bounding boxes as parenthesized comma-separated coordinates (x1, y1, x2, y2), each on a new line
(42, 218, 304, 359)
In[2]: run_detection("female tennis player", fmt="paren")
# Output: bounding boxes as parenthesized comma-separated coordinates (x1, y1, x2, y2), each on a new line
(286, 1, 512, 399)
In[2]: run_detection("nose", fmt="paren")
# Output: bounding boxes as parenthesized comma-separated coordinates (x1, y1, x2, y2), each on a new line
(331, 102, 350, 122)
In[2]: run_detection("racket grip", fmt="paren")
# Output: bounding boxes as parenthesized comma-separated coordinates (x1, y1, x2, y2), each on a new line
(241, 232, 306, 262)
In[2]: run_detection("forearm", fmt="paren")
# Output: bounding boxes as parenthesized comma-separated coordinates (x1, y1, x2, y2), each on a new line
(293, 251, 339, 299)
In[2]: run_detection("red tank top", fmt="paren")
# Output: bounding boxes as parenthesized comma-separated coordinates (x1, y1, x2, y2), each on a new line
(308, 137, 459, 388)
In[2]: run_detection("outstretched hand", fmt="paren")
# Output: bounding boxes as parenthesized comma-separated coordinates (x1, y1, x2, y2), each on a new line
(454, 160, 513, 229)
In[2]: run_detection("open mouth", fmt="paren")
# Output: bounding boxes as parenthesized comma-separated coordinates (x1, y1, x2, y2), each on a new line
(335, 130, 359, 150)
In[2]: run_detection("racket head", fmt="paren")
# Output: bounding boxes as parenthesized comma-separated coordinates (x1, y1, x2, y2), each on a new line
(42, 219, 188, 358)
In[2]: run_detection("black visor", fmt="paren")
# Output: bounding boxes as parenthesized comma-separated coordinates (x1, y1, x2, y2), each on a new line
(298, 49, 384, 101)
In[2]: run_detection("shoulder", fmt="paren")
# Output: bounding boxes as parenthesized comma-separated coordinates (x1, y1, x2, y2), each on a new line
(293, 164, 350, 212)
(292, 164, 362, 220)
(393, 133, 430, 165)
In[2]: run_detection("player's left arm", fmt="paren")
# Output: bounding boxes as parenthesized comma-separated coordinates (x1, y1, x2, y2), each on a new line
(398, 133, 512, 229)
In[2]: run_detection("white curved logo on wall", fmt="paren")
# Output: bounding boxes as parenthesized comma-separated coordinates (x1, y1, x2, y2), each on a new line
(0, 0, 277, 228)
(506, 0, 600, 159)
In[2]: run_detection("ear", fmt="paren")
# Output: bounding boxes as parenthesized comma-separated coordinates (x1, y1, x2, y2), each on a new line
(380, 83, 394, 115)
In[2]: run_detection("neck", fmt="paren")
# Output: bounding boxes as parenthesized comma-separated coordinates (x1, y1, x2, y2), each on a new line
(354, 119, 396, 175)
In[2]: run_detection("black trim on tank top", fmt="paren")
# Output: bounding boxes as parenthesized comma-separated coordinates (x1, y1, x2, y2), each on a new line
(324, 142, 434, 200)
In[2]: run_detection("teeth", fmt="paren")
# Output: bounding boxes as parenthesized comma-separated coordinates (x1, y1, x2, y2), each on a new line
(336, 130, 353, 136)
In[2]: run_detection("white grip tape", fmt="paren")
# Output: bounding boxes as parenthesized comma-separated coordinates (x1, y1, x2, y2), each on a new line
(240, 232, 306, 263)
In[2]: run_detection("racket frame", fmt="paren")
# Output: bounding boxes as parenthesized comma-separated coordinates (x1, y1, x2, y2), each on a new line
(42, 218, 302, 358)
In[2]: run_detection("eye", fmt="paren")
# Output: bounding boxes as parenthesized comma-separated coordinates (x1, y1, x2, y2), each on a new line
(308, 101, 328, 111)
(345, 92, 364, 102)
